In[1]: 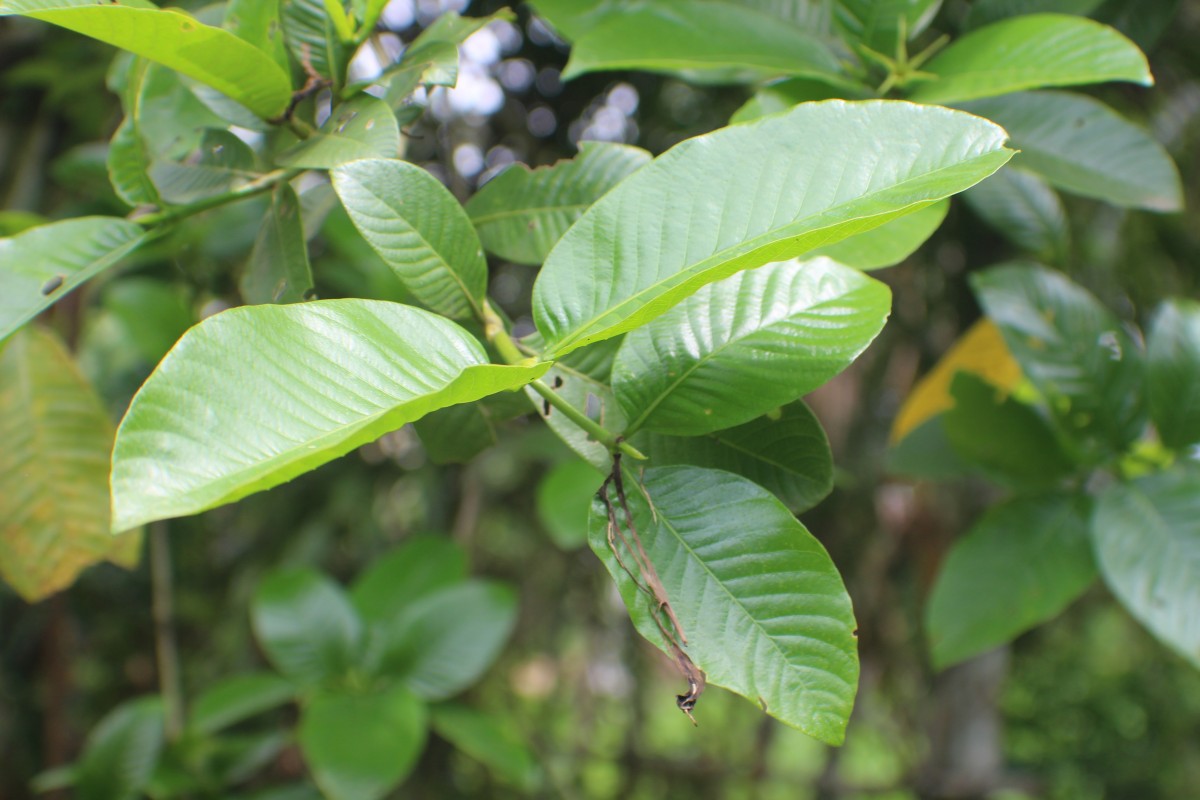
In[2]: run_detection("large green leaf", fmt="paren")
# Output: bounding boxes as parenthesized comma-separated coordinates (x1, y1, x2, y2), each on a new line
(0, 217, 147, 342)
(560, 0, 849, 85)
(276, 95, 400, 169)
(809, 200, 948, 270)
(0, 0, 293, 119)
(280, 0, 345, 86)
(240, 184, 314, 305)
(108, 86, 160, 208)
(926, 492, 1095, 669)
(75, 698, 164, 800)
(962, 167, 1068, 261)
(729, 77, 865, 125)
(613, 258, 890, 436)
(251, 568, 363, 685)
(1147, 299, 1200, 449)
(298, 686, 426, 800)
(965, 0, 1101, 29)
(429, 704, 541, 791)
(535, 459, 603, 549)
(110, 300, 548, 531)
(411, 402, 496, 464)
(149, 129, 259, 205)
(332, 159, 486, 321)
(588, 466, 858, 744)
(190, 673, 297, 735)
(908, 14, 1152, 104)
(465, 141, 651, 266)
(1093, 466, 1200, 669)
(834, 0, 942, 53)
(971, 263, 1145, 460)
(638, 401, 833, 513)
(0, 327, 139, 601)
(533, 100, 1012, 358)
(224, 0, 290, 72)
(958, 91, 1181, 211)
(350, 536, 467, 624)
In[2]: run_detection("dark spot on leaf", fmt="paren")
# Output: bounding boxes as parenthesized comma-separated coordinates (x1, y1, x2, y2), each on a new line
(40, 275, 65, 295)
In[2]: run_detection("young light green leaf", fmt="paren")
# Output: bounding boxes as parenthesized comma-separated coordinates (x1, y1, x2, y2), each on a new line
(561, 0, 850, 85)
(150, 129, 258, 205)
(252, 568, 363, 685)
(834, 0, 942, 54)
(0, 0, 293, 119)
(240, 184, 314, 304)
(1093, 466, 1200, 669)
(971, 263, 1145, 460)
(0, 327, 140, 601)
(613, 258, 891, 436)
(927, 492, 1095, 669)
(638, 401, 834, 513)
(299, 686, 426, 800)
(332, 159, 487, 321)
(533, 100, 1012, 358)
(465, 141, 651, 265)
(190, 673, 297, 735)
(0, 217, 148, 342)
(74, 697, 164, 800)
(430, 705, 542, 791)
(962, 167, 1069, 261)
(958, 91, 1181, 211)
(277, 95, 400, 169)
(809, 200, 948, 270)
(1147, 299, 1200, 449)
(588, 466, 858, 744)
(908, 14, 1152, 104)
(110, 300, 549, 531)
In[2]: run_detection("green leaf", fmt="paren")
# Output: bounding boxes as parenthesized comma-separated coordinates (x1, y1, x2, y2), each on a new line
(908, 14, 1152, 104)
(190, 673, 297, 735)
(729, 77, 863, 125)
(1093, 466, 1200, 669)
(527, 358, 628, 472)
(412, 402, 497, 464)
(0, 217, 147, 342)
(834, 0, 942, 53)
(374, 10, 514, 103)
(962, 167, 1069, 261)
(75, 697, 164, 800)
(277, 95, 400, 169)
(332, 159, 487, 321)
(536, 459, 603, 549)
(465, 141, 651, 266)
(533, 100, 1012, 358)
(613, 258, 890, 436)
(350, 535, 467, 624)
(239, 184, 315, 305)
(111, 300, 549, 531)
(298, 686, 426, 800)
(281, 0, 346, 86)
(926, 492, 1095, 669)
(224, 0, 290, 73)
(149, 129, 258, 205)
(971, 263, 1145, 459)
(0, 1, 293, 119)
(561, 0, 850, 85)
(638, 401, 834, 513)
(588, 466, 858, 743)
(809, 200, 948, 270)
(251, 568, 363, 685)
(430, 704, 541, 791)
(131, 63, 228, 161)
(0, 327, 139, 601)
(102, 279, 194, 364)
(958, 91, 1181, 211)
(1147, 300, 1200, 450)
(108, 114, 160, 208)
(965, 0, 1101, 30)
(942, 372, 1078, 488)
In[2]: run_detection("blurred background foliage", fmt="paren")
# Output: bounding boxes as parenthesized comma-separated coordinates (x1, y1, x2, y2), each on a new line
(2, 0, 1200, 798)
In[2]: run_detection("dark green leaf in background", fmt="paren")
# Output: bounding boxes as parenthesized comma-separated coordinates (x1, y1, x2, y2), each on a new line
(75, 697, 164, 800)
(252, 568, 363, 685)
(277, 95, 400, 169)
(834, 0, 942, 54)
(190, 673, 297, 736)
(240, 184, 315, 305)
(1146, 299, 1200, 449)
(535, 458, 603, 549)
(962, 167, 1069, 262)
(412, 402, 497, 464)
(809, 200, 949, 270)
(149, 129, 258, 205)
(351, 535, 467, 624)
(430, 704, 541, 791)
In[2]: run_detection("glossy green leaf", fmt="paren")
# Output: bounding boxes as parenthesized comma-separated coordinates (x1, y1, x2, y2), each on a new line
(927, 492, 1095, 669)
(1093, 466, 1200, 669)
(613, 258, 890, 436)
(150, 129, 258, 205)
(102, 279, 194, 364)
(75, 697, 164, 800)
(963, 167, 1068, 261)
(588, 466, 858, 743)
(908, 14, 1152, 104)
(834, 0, 942, 53)
(638, 401, 834, 513)
(810, 200, 948, 270)
(224, 0, 290, 72)
(965, 0, 1101, 29)
(108, 115, 159, 208)
(375, 10, 513, 103)
(252, 568, 363, 685)
(412, 402, 497, 464)
(971, 263, 1145, 459)
(350, 536, 467, 624)
(561, 0, 849, 85)
(1093, 0, 1181, 52)
(465, 141, 651, 265)
(958, 91, 1181, 211)
(533, 100, 1012, 358)
(132, 62, 228, 161)
(281, 0, 346, 85)
(0, 0, 292, 119)
(111, 300, 548, 531)
(536, 459, 603, 549)
(1147, 300, 1200, 450)
(430, 704, 541, 791)
(240, 184, 314, 305)
(332, 159, 486, 321)
(277, 95, 400, 169)
(0, 217, 147, 342)
(190, 673, 297, 735)
(0, 327, 139, 601)
(299, 686, 426, 800)
(729, 77, 862, 125)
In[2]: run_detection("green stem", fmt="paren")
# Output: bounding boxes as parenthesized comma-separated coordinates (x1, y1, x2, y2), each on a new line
(150, 522, 185, 741)
(131, 168, 302, 228)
